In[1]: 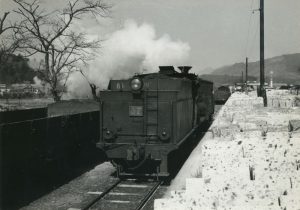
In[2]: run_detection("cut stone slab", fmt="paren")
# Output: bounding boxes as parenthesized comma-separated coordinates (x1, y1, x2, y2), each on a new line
(288, 120, 300, 132)
(157, 90, 300, 210)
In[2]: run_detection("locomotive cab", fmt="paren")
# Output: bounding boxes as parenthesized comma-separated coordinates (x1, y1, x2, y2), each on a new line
(97, 66, 214, 177)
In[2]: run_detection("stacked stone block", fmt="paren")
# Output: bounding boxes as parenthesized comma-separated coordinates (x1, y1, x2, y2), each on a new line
(155, 90, 300, 210)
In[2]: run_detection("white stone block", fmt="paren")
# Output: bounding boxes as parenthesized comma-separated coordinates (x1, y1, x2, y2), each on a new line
(155, 90, 300, 210)
(154, 199, 186, 210)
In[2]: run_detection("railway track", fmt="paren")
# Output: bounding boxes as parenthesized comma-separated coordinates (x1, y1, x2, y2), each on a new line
(80, 179, 162, 210)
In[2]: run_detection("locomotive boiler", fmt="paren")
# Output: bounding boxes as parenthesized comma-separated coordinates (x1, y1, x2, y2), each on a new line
(97, 66, 214, 177)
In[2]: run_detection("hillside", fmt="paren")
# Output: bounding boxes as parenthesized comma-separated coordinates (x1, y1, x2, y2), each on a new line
(202, 53, 300, 85)
(200, 74, 256, 88)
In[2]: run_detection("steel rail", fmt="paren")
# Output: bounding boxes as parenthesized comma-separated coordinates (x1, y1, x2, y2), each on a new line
(82, 179, 122, 210)
(81, 179, 162, 210)
(135, 181, 162, 210)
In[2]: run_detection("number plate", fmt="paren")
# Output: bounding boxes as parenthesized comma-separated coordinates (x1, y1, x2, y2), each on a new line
(129, 106, 143, 117)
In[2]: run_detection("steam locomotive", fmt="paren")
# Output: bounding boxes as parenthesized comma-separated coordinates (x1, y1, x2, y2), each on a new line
(97, 66, 214, 177)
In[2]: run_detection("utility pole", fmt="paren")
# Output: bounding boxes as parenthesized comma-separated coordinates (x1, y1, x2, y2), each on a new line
(242, 71, 244, 83)
(260, 0, 267, 106)
(246, 57, 248, 94)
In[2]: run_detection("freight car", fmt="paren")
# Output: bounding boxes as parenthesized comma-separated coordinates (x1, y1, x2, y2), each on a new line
(214, 85, 231, 104)
(97, 66, 214, 177)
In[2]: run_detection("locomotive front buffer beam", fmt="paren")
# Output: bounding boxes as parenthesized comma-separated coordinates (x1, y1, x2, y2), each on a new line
(98, 142, 179, 178)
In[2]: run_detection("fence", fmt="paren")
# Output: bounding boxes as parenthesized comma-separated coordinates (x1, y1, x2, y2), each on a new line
(0, 108, 47, 124)
(0, 111, 102, 210)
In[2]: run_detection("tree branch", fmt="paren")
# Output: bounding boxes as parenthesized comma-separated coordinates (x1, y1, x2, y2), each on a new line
(11, 0, 111, 101)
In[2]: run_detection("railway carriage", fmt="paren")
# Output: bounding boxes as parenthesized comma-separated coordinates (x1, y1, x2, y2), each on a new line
(214, 85, 231, 104)
(97, 66, 214, 177)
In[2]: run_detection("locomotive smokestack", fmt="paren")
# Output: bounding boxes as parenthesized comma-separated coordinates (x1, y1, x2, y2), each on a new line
(178, 66, 192, 74)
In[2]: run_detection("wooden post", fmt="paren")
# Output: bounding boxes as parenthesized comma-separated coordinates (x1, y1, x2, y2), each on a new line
(260, 0, 267, 106)
(242, 71, 244, 83)
(246, 57, 248, 94)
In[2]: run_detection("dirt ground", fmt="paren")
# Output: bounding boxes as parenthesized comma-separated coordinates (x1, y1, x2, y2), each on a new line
(20, 162, 118, 210)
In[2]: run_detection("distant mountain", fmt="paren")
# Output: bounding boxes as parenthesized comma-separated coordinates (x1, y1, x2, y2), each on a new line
(200, 74, 256, 88)
(200, 67, 215, 74)
(200, 53, 300, 86)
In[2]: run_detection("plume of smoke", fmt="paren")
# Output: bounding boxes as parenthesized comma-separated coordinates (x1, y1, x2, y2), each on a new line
(33, 76, 43, 87)
(66, 20, 190, 98)
(33, 76, 51, 95)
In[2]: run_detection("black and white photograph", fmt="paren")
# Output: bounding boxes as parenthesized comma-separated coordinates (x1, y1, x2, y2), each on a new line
(0, 0, 299, 209)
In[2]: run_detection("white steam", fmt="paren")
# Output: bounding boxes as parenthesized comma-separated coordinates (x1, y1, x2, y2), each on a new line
(66, 20, 190, 98)
(33, 76, 43, 86)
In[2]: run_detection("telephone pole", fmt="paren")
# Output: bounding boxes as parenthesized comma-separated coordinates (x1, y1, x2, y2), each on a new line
(246, 57, 248, 94)
(242, 71, 244, 83)
(260, 0, 267, 106)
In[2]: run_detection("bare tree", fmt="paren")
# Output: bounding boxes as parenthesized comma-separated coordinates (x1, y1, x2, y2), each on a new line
(80, 69, 99, 101)
(13, 0, 110, 101)
(0, 12, 21, 65)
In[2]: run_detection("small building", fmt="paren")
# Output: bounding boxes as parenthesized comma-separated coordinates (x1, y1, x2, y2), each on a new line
(0, 84, 9, 96)
(8, 83, 44, 97)
(0, 84, 6, 92)
(246, 81, 269, 90)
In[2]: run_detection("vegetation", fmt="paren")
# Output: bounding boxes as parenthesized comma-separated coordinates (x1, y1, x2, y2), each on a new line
(0, 12, 21, 66)
(0, 54, 36, 84)
(1, 0, 110, 101)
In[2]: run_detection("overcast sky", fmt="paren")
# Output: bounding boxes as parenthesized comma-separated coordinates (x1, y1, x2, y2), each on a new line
(1, 0, 300, 74)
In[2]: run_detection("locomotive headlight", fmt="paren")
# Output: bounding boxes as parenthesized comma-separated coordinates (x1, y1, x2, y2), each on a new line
(130, 77, 143, 91)
(159, 129, 170, 141)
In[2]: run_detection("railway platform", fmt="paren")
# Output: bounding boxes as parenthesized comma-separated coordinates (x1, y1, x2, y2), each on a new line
(155, 90, 300, 210)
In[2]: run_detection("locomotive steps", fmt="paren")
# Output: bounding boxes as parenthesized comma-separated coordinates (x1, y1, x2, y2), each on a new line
(155, 90, 300, 210)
